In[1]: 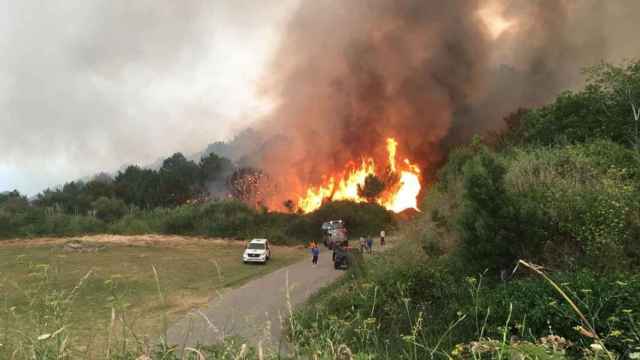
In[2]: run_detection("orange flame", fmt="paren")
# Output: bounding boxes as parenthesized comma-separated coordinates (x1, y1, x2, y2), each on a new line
(298, 138, 421, 213)
(387, 138, 398, 173)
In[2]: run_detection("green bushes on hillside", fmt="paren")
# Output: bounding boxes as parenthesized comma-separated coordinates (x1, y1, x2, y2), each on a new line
(498, 60, 640, 148)
(422, 140, 640, 275)
(292, 245, 640, 358)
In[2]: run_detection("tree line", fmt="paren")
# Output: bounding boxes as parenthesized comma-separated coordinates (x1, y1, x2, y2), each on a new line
(2, 151, 238, 221)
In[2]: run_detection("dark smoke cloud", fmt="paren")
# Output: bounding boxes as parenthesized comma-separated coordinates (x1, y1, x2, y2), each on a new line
(252, 0, 640, 205)
(0, 0, 295, 195)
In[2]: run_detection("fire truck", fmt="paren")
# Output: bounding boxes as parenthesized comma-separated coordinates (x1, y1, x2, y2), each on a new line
(322, 219, 347, 249)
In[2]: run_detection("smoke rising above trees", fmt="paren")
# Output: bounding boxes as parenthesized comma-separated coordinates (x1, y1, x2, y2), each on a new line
(3, 0, 640, 203)
(248, 0, 640, 206)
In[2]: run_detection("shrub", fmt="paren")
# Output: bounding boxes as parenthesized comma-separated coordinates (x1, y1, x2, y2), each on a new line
(196, 201, 256, 238)
(92, 196, 128, 223)
(502, 141, 640, 270)
(108, 214, 155, 235)
(162, 204, 198, 234)
(307, 201, 396, 238)
(456, 148, 525, 274)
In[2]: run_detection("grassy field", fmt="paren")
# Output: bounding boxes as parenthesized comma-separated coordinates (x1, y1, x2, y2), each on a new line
(0, 235, 305, 357)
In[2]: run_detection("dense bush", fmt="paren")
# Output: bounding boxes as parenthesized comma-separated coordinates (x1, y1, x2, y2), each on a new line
(418, 139, 640, 275)
(92, 196, 128, 222)
(503, 141, 640, 270)
(457, 148, 531, 274)
(305, 200, 396, 238)
(293, 244, 640, 358)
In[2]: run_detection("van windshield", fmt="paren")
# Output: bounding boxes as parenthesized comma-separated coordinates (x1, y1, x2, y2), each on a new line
(248, 243, 266, 250)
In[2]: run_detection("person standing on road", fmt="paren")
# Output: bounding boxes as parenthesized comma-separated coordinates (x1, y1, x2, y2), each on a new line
(311, 243, 320, 266)
(380, 230, 386, 247)
(366, 236, 373, 254)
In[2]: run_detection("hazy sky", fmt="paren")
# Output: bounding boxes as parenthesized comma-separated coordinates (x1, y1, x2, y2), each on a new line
(0, 0, 297, 195)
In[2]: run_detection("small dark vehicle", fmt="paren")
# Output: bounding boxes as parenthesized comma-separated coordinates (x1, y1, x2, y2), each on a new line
(333, 242, 352, 270)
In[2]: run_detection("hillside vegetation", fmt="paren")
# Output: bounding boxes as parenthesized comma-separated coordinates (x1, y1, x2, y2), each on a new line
(1, 185, 395, 245)
(289, 61, 640, 359)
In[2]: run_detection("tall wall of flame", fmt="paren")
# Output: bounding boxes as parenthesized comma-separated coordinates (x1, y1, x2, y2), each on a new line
(248, 0, 640, 207)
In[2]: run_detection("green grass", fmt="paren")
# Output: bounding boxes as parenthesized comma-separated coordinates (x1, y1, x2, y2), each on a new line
(0, 236, 305, 356)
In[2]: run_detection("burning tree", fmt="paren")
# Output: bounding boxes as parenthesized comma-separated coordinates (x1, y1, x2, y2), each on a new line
(357, 174, 385, 203)
(297, 138, 422, 213)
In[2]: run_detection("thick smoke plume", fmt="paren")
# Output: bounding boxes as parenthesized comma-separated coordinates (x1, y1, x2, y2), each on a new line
(249, 0, 640, 207)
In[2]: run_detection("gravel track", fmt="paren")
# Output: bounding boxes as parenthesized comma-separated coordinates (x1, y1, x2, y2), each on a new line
(165, 247, 342, 353)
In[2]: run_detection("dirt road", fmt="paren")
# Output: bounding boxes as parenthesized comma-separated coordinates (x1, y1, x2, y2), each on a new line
(165, 246, 343, 353)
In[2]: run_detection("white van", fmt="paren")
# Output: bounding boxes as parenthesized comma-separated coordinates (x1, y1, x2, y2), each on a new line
(242, 239, 271, 264)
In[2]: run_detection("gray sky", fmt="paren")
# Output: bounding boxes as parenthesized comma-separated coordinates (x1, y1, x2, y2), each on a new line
(0, 0, 297, 195)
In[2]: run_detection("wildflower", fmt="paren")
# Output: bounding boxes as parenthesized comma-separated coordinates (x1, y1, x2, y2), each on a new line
(590, 343, 603, 352)
(538, 335, 572, 351)
(609, 330, 623, 337)
(451, 344, 465, 356)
